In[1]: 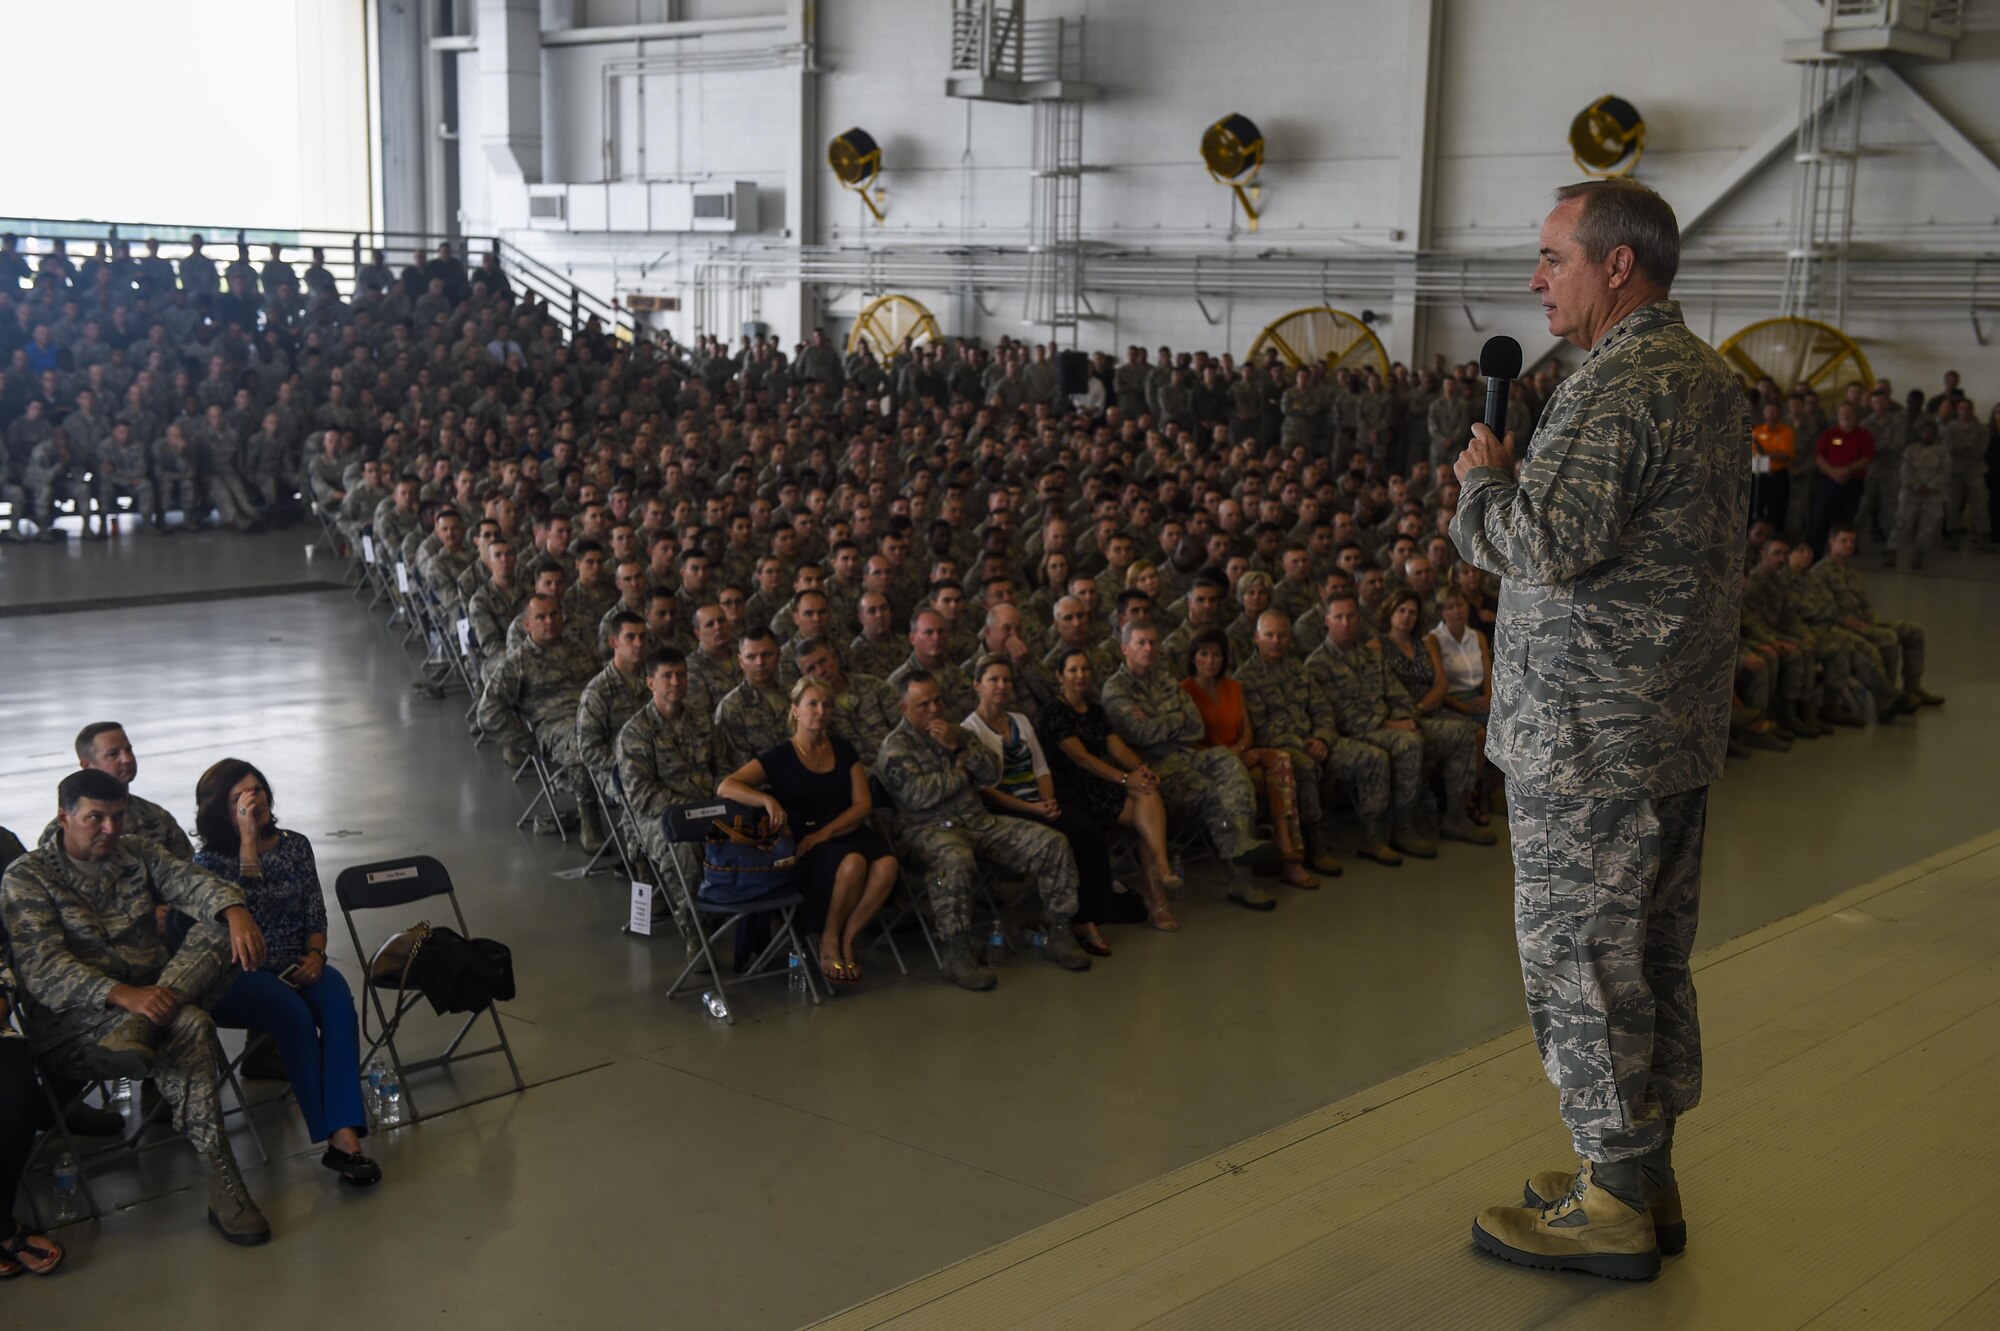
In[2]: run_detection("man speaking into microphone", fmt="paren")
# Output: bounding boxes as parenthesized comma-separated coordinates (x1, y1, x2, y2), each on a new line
(1450, 179, 1749, 1280)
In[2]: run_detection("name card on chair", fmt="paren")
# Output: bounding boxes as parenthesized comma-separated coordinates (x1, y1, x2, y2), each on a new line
(361, 533, 376, 563)
(457, 619, 473, 654)
(396, 562, 411, 593)
(627, 880, 655, 936)
(366, 866, 419, 884)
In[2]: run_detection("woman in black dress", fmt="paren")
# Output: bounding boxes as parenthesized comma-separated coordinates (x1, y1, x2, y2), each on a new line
(1037, 647, 1181, 932)
(718, 678, 898, 984)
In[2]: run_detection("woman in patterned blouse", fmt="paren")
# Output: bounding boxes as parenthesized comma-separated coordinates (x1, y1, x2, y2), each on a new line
(192, 760, 381, 1188)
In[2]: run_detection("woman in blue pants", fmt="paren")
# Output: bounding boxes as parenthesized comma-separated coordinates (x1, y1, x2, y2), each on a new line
(193, 759, 382, 1188)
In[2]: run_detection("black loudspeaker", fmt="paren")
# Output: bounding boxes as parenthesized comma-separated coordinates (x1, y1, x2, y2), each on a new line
(1058, 349, 1092, 396)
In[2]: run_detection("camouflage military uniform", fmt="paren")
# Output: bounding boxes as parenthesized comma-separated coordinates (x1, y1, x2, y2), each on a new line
(1232, 650, 1333, 829)
(1813, 558, 1924, 693)
(1743, 568, 1834, 718)
(712, 678, 792, 773)
(616, 702, 718, 923)
(685, 648, 739, 721)
(887, 653, 976, 720)
(97, 433, 157, 519)
(874, 719, 1079, 941)
(1889, 436, 1951, 560)
(575, 663, 652, 776)
(1857, 409, 1906, 540)
(475, 634, 600, 793)
(2, 835, 245, 1161)
(1307, 637, 1480, 816)
(39, 790, 192, 861)
(1100, 665, 1258, 858)
(1449, 300, 1749, 1162)
(1428, 392, 1474, 469)
(846, 633, 905, 681)
(826, 674, 901, 766)
(1940, 416, 1992, 543)
(1043, 637, 1119, 691)
(466, 579, 528, 669)
(1788, 562, 1895, 712)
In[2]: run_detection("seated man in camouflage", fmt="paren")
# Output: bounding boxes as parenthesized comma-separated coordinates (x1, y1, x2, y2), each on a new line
(475, 594, 606, 845)
(2, 770, 272, 1245)
(795, 637, 899, 768)
(1307, 593, 1494, 857)
(1814, 524, 1943, 711)
(713, 626, 793, 773)
(1231, 611, 1347, 877)
(576, 612, 655, 848)
(44, 722, 194, 859)
(616, 649, 719, 933)
(876, 671, 1090, 990)
(1101, 620, 1275, 911)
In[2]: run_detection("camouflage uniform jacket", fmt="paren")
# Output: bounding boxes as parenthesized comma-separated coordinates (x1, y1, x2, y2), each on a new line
(576, 663, 652, 775)
(421, 546, 479, 606)
(1900, 439, 1951, 493)
(713, 679, 793, 774)
(1788, 564, 1843, 629)
(1743, 568, 1808, 641)
(615, 702, 718, 822)
(686, 648, 740, 719)
(40, 791, 193, 861)
(467, 580, 528, 663)
(1, 836, 243, 1049)
(1811, 559, 1874, 622)
(827, 674, 901, 761)
(875, 720, 999, 827)
(846, 633, 905, 681)
(1232, 650, 1326, 750)
(476, 635, 600, 749)
(888, 653, 976, 720)
(1100, 665, 1204, 764)
(1449, 301, 1751, 797)
(1305, 638, 1413, 734)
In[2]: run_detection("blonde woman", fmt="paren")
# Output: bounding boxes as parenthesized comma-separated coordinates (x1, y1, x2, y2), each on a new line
(1126, 560, 1176, 627)
(1227, 571, 1273, 662)
(719, 677, 899, 983)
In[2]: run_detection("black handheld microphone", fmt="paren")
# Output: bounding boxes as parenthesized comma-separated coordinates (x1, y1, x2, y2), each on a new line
(1479, 335, 1523, 439)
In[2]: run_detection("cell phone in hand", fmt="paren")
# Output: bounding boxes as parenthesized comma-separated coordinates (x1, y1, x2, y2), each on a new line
(279, 963, 304, 988)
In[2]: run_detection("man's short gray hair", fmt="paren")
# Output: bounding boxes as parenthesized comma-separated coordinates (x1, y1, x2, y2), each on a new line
(1553, 178, 1680, 290)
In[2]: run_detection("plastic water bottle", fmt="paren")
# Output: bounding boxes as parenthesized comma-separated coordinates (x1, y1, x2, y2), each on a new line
(701, 990, 730, 1020)
(787, 950, 808, 993)
(52, 1151, 82, 1223)
(362, 1053, 388, 1126)
(1028, 930, 1050, 950)
(112, 1077, 133, 1103)
(379, 1065, 405, 1127)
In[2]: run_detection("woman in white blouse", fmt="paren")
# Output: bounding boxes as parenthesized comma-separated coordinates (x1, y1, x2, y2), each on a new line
(1428, 588, 1492, 724)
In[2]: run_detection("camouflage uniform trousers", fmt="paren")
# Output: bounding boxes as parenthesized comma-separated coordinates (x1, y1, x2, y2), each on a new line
(1152, 746, 1258, 858)
(97, 474, 157, 519)
(1823, 626, 1896, 709)
(1509, 785, 1708, 1162)
(42, 921, 236, 1161)
(1416, 715, 1484, 807)
(28, 473, 88, 527)
(632, 823, 699, 936)
(157, 472, 197, 518)
(1736, 655, 1773, 715)
(533, 718, 592, 798)
(1890, 493, 1944, 558)
(898, 809, 1079, 941)
(1842, 619, 1923, 693)
(210, 470, 265, 526)
(1324, 738, 1391, 820)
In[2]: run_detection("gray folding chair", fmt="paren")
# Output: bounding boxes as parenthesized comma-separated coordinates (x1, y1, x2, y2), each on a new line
(660, 800, 822, 1025)
(334, 855, 524, 1125)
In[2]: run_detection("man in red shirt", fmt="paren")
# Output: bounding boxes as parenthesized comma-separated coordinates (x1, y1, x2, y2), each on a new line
(1809, 401, 1874, 553)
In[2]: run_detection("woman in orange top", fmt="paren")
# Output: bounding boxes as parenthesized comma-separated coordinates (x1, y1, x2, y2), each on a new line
(1179, 628, 1317, 889)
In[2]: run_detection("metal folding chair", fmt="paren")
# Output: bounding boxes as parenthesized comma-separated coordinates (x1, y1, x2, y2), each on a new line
(513, 736, 570, 838)
(660, 799, 822, 1024)
(333, 855, 525, 1125)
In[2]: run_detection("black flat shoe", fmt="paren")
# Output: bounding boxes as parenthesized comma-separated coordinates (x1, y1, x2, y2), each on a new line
(322, 1146, 383, 1188)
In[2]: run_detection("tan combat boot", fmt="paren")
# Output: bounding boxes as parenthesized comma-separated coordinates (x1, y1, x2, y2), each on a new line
(1473, 1160, 1660, 1280)
(1355, 817, 1402, 866)
(207, 1151, 273, 1247)
(577, 800, 608, 851)
(92, 1013, 161, 1080)
(1525, 1166, 1686, 1256)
